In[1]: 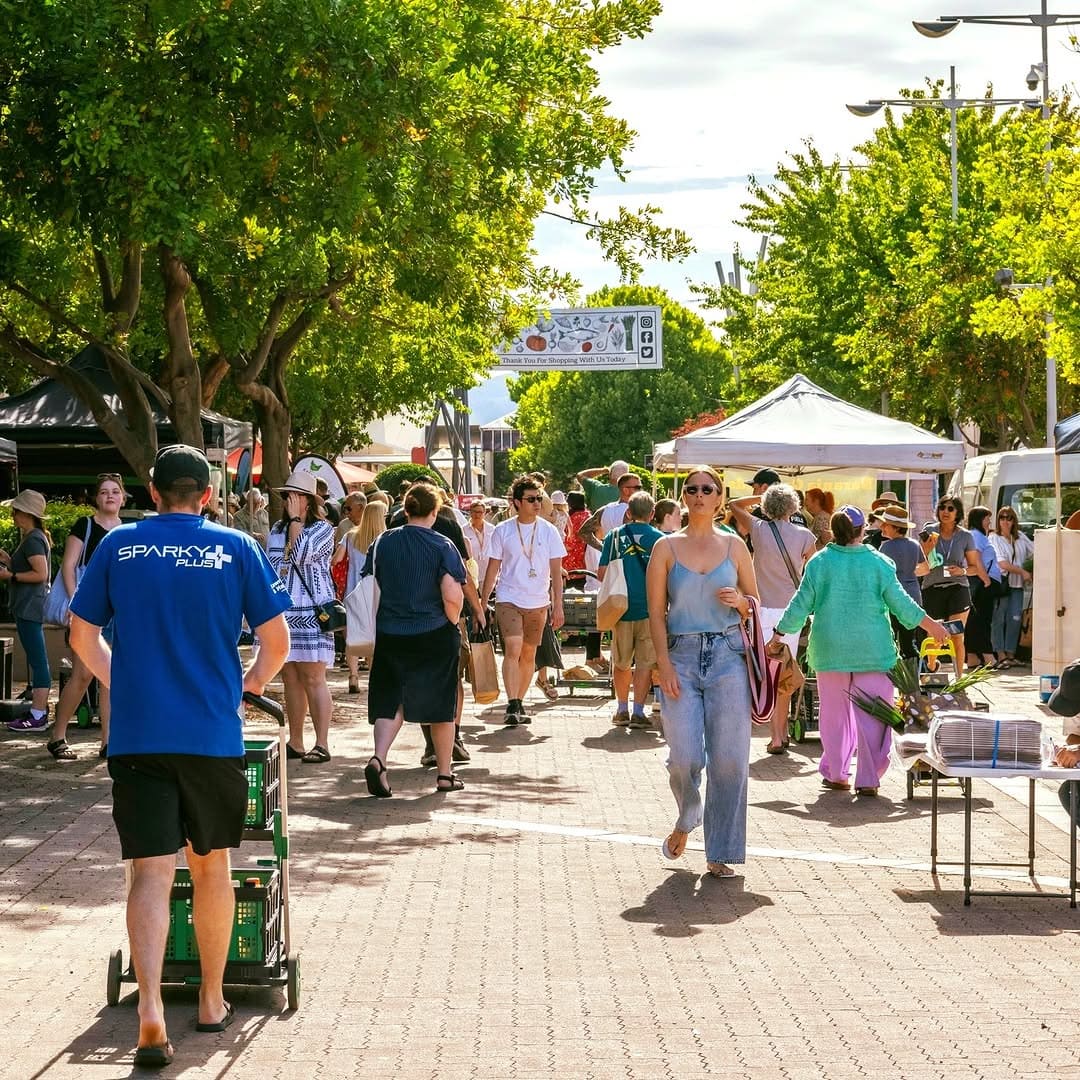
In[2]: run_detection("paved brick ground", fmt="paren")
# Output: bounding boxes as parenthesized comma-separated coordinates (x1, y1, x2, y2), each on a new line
(4, 658, 1080, 1079)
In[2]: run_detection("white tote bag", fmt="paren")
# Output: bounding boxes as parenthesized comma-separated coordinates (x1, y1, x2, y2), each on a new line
(595, 555, 629, 631)
(345, 536, 381, 657)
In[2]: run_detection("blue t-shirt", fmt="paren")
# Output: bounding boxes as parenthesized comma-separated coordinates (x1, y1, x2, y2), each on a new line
(70, 514, 292, 757)
(363, 524, 466, 635)
(879, 536, 923, 604)
(599, 522, 663, 622)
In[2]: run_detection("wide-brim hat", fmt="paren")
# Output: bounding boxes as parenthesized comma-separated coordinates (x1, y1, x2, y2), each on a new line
(1049, 661, 1080, 717)
(276, 470, 324, 502)
(869, 503, 917, 529)
(550, 490, 568, 505)
(870, 491, 901, 511)
(2, 489, 47, 519)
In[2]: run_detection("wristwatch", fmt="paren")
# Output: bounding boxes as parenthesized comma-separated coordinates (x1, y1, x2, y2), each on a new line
(289, 516, 302, 524)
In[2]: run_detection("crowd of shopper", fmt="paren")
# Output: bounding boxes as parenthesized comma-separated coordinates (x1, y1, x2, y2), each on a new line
(1, 457, 1043, 885)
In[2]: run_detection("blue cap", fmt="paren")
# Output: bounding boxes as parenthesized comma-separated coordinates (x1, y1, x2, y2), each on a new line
(839, 504, 865, 529)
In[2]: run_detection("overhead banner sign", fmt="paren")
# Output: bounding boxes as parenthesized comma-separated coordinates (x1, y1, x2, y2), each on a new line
(492, 305, 662, 371)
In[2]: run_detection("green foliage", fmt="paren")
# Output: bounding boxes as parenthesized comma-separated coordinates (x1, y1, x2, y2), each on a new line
(372, 463, 447, 494)
(702, 87, 1080, 449)
(507, 285, 731, 476)
(0, 0, 690, 484)
(0, 503, 93, 576)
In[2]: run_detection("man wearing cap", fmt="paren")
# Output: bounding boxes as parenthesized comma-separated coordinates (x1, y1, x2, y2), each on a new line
(68, 444, 292, 1066)
(863, 492, 899, 550)
(1050, 663, 1080, 821)
(576, 460, 629, 512)
(747, 469, 808, 530)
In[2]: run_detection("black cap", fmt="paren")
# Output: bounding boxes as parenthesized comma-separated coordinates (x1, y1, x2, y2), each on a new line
(1049, 661, 1080, 717)
(749, 468, 781, 487)
(150, 444, 211, 490)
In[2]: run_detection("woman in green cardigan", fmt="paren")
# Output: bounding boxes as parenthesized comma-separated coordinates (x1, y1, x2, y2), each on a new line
(772, 506, 950, 796)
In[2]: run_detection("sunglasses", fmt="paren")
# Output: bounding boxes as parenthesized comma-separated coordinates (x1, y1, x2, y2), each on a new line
(684, 484, 717, 496)
(97, 472, 123, 482)
(937, 505, 957, 512)
(621, 483, 643, 491)
(520, 495, 543, 504)
(998, 513, 1016, 520)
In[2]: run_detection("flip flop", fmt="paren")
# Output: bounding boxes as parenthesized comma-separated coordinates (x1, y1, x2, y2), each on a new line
(661, 830, 689, 860)
(706, 862, 736, 878)
(133, 1042, 174, 1068)
(364, 756, 392, 798)
(196, 1001, 235, 1033)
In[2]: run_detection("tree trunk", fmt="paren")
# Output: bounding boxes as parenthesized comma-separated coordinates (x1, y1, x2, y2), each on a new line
(159, 245, 205, 449)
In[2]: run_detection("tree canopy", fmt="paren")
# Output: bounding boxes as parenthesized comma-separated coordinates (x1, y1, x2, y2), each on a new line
(698, 83, 1080, 450)
(507, 284, 731, 479)
(0, 0, 689, 487)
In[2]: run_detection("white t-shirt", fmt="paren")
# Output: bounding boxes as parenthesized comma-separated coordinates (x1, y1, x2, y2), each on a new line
(490, 517, 567, 608)
(464, 519, 496, 592)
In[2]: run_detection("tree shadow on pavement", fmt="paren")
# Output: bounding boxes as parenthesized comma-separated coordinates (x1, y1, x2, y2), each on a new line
(752, 791, 988, 827)
(29, 984, 291, 1080)
(466, 726, 551, 755)
(581, 727, 664, 753)
(621, 868, 774, 937)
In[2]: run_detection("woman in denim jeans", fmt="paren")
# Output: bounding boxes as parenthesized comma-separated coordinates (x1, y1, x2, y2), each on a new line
(647, 467, 759, 879)
(988, 509, 1033, 668)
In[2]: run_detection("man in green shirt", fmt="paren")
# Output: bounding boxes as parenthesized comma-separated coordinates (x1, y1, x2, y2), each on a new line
(575, 460, 629, 512)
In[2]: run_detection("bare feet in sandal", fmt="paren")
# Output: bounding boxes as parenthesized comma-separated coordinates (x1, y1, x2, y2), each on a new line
(662, 829, 689, 860)
(706, 862, 736, 878)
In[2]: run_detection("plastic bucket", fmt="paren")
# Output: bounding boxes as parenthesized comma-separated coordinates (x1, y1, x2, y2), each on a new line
(1040, 675, 1060, 704)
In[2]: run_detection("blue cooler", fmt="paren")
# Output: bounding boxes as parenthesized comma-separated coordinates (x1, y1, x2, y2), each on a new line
(1040, 675, 1060, 704)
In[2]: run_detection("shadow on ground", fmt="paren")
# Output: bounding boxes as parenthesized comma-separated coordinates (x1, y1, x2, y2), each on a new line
(621, 867, 774, 937)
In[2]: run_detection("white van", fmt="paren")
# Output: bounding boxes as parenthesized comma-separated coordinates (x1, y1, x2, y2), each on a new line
(950, 448, 1080, 531)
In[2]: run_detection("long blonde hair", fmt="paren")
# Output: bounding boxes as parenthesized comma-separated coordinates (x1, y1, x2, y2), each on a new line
(348, 501, 387, 552)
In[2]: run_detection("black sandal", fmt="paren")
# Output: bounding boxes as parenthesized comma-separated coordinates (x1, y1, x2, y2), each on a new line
(364, 755, 392, 797)
(435, 773, 464, 792)
(285, 744, 305, 760)
(47, 739, 77, 761)
(301, 744, 331, 764)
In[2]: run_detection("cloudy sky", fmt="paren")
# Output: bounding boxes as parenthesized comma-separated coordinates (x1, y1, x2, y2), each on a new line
(532, 0, 1077, 307)
(472, 0, 1078, 421)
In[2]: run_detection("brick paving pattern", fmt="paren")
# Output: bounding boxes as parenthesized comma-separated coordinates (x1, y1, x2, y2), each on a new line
(4, 660, 1080, 1078)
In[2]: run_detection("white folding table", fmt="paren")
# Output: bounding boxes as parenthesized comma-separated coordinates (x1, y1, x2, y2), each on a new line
(928, 761, 1080, 907)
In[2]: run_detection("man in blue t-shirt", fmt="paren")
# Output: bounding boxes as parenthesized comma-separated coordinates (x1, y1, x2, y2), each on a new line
(70, 445, 291, 1068)
(598, 491, 663, 730)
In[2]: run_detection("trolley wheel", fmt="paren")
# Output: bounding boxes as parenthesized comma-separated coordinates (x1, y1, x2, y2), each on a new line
(788, 687, 809, 743)
(286, 953, 300, 1011)
(106, 948, 123, 1006)
(76, 703, 92, 729)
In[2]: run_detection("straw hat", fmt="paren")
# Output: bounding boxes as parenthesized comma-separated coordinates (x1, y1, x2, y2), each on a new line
(871, 503, 917, 529)
(276, 471, 324, 502)
(3, 490, 47, 519)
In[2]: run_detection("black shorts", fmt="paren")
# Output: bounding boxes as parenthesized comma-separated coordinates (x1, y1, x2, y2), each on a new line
(109, 754, 248, 859)
(922, 582, 971, 620)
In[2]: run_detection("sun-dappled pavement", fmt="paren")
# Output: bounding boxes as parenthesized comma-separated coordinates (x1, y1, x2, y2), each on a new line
(4, 658, 1080, 1079)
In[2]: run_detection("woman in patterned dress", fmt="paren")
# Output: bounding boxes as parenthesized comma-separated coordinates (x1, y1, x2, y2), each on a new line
(267, 471, 337, 764)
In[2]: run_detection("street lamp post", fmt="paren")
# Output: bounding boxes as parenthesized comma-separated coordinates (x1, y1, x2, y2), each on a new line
(846, 66, 1037, 222)
(913, 2, 1080, 444)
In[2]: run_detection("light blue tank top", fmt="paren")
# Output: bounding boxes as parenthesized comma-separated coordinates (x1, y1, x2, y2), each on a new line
(666, 556, 741, 634)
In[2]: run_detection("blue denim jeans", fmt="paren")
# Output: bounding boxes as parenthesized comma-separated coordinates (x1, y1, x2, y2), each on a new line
(16, 616, 51, 689)
(662, 627, 752, 864)
(991, 585, 1025, 654)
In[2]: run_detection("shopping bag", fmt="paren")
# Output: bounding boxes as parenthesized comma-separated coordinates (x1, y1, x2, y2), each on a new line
(467, 626, 500, 704)
(595, 557, 628, 631)
(42, 577, 70, 627)
(344, 537, 381, 657)
(739, 596, 782, 725)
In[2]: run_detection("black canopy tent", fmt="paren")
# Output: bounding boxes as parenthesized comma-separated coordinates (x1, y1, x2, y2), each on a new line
(0, 435, 15, 500)
(0, 346, 251, 501)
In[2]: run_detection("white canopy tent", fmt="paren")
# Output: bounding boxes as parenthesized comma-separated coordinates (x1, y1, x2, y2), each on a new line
(654, 374, 964, 476)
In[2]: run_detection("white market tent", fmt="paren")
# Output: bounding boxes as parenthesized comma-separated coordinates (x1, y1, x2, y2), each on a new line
(654, 374, 964, 475)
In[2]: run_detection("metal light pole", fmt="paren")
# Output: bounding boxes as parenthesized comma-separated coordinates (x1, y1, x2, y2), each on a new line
(914, 2, 1080, 444)
(846, 66, 1038, 222)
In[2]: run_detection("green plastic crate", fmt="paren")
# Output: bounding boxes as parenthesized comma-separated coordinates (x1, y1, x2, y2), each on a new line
(165, 867, 280, 964)
(244, 737, 280, 829)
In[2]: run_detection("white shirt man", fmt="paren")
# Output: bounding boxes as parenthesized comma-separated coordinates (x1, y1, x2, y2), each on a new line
(481, 480, 566, 725)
